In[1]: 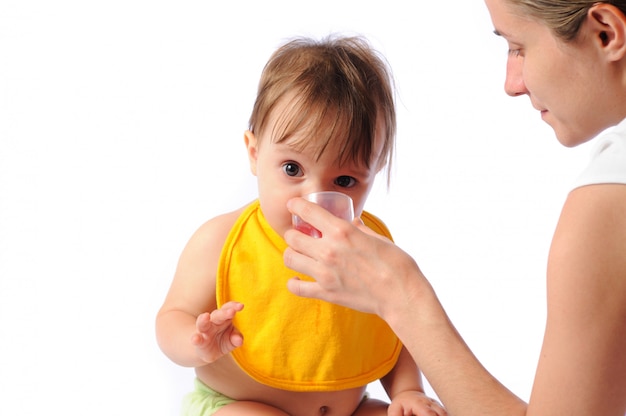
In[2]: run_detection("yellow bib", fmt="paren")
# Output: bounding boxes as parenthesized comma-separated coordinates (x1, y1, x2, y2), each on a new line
(216, 201, 402, 391)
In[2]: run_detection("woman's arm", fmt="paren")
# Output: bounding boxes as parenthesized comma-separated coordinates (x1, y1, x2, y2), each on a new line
(284, 187, 626, 415)
(380, 347, 448, 416)
(382, 272, 528, 416)
(283, 197, 527, 415)
(528, 184, 626, 415)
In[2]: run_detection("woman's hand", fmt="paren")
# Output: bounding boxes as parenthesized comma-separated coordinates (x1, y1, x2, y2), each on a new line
(283, 197, 423, 320)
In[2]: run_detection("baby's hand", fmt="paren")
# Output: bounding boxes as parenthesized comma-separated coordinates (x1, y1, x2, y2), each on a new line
(191, 301, 244, 363)
(388, 390, 447, 416)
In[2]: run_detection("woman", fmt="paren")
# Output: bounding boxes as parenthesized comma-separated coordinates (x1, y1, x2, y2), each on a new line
(283, 1, 626, 415)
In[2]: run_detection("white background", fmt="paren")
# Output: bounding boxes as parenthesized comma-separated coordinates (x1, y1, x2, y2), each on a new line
(0, 1, 592, 414)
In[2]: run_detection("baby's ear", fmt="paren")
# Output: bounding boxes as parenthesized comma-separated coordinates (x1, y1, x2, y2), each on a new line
(244, 130, 258, 175)
(588, 3, 626, 61)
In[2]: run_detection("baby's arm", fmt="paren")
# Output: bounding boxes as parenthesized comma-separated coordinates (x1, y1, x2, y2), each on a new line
(156, 208, 246, 368)
(381, 347, 447, 416)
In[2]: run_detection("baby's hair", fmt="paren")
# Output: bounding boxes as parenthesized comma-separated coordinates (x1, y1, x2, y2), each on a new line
(248, 34, 396, 180)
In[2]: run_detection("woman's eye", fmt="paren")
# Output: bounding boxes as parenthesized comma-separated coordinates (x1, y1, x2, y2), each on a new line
(335, 176, 356, 188)
(508, 48, 522, 57)
(282, 162, 302, 177)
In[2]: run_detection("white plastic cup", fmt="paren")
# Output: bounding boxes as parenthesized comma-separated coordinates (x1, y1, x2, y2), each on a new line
(292, 191, 354, 238)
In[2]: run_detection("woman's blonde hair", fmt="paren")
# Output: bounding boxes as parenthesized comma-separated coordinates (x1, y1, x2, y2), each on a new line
(508, 0, 626, 40)
(248, 35, 396, 178)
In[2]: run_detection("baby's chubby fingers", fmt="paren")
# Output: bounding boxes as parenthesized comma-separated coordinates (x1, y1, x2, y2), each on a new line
(194, 312, 213, 334)
(209, 301, 244, 325)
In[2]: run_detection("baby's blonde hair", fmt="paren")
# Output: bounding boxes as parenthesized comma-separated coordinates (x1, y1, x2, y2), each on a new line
(248, 35, 396, 179)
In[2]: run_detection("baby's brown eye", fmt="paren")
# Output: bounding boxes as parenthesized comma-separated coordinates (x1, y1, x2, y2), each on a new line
(335, 176, 356, 188)
(282, 163, 302, 177)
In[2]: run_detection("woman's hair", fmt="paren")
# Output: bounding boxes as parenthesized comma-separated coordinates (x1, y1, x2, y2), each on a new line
(248, 35, 396, 177)
(507, 0, 626, 40)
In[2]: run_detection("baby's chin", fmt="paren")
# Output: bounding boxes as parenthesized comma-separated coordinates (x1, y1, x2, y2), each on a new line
(273, 221, 294, 240)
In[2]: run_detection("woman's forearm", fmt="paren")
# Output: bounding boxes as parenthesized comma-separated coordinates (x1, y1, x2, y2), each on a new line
(385, 279, 527, 416)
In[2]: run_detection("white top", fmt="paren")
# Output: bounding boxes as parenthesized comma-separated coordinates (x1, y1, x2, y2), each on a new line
(573, 118, 626, 189)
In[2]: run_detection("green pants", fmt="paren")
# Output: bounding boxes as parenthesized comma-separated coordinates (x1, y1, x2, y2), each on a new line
(181, 378, 237, 416)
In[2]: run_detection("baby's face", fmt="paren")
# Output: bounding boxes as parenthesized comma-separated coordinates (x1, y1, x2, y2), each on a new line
(245, 124, 384, 238)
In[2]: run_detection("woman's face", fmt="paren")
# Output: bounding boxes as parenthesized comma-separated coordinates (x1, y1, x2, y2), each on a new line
(485, 0, 620, 146)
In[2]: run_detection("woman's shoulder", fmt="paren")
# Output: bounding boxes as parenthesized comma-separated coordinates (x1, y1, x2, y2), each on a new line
(538, 184, 626, 413)
(548, 184, 626, 341)
(551, 184, 626, 285)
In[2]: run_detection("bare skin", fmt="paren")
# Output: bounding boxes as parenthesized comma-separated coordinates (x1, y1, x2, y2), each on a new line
(156, 206, 444, 416)
(283, 182, 626, 415)
(157, 207, 365, 416)
(156, 35, 448, 416)
(156, 88, 448, 415)
(282, 2, 626, 414)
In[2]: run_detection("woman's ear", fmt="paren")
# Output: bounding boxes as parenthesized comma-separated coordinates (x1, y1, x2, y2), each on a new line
(244, 130, 258, 176)
(587, 3, 626, 62)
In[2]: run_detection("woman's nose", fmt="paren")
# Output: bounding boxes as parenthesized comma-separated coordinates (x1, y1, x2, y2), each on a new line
(504, 55, 528, 97)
